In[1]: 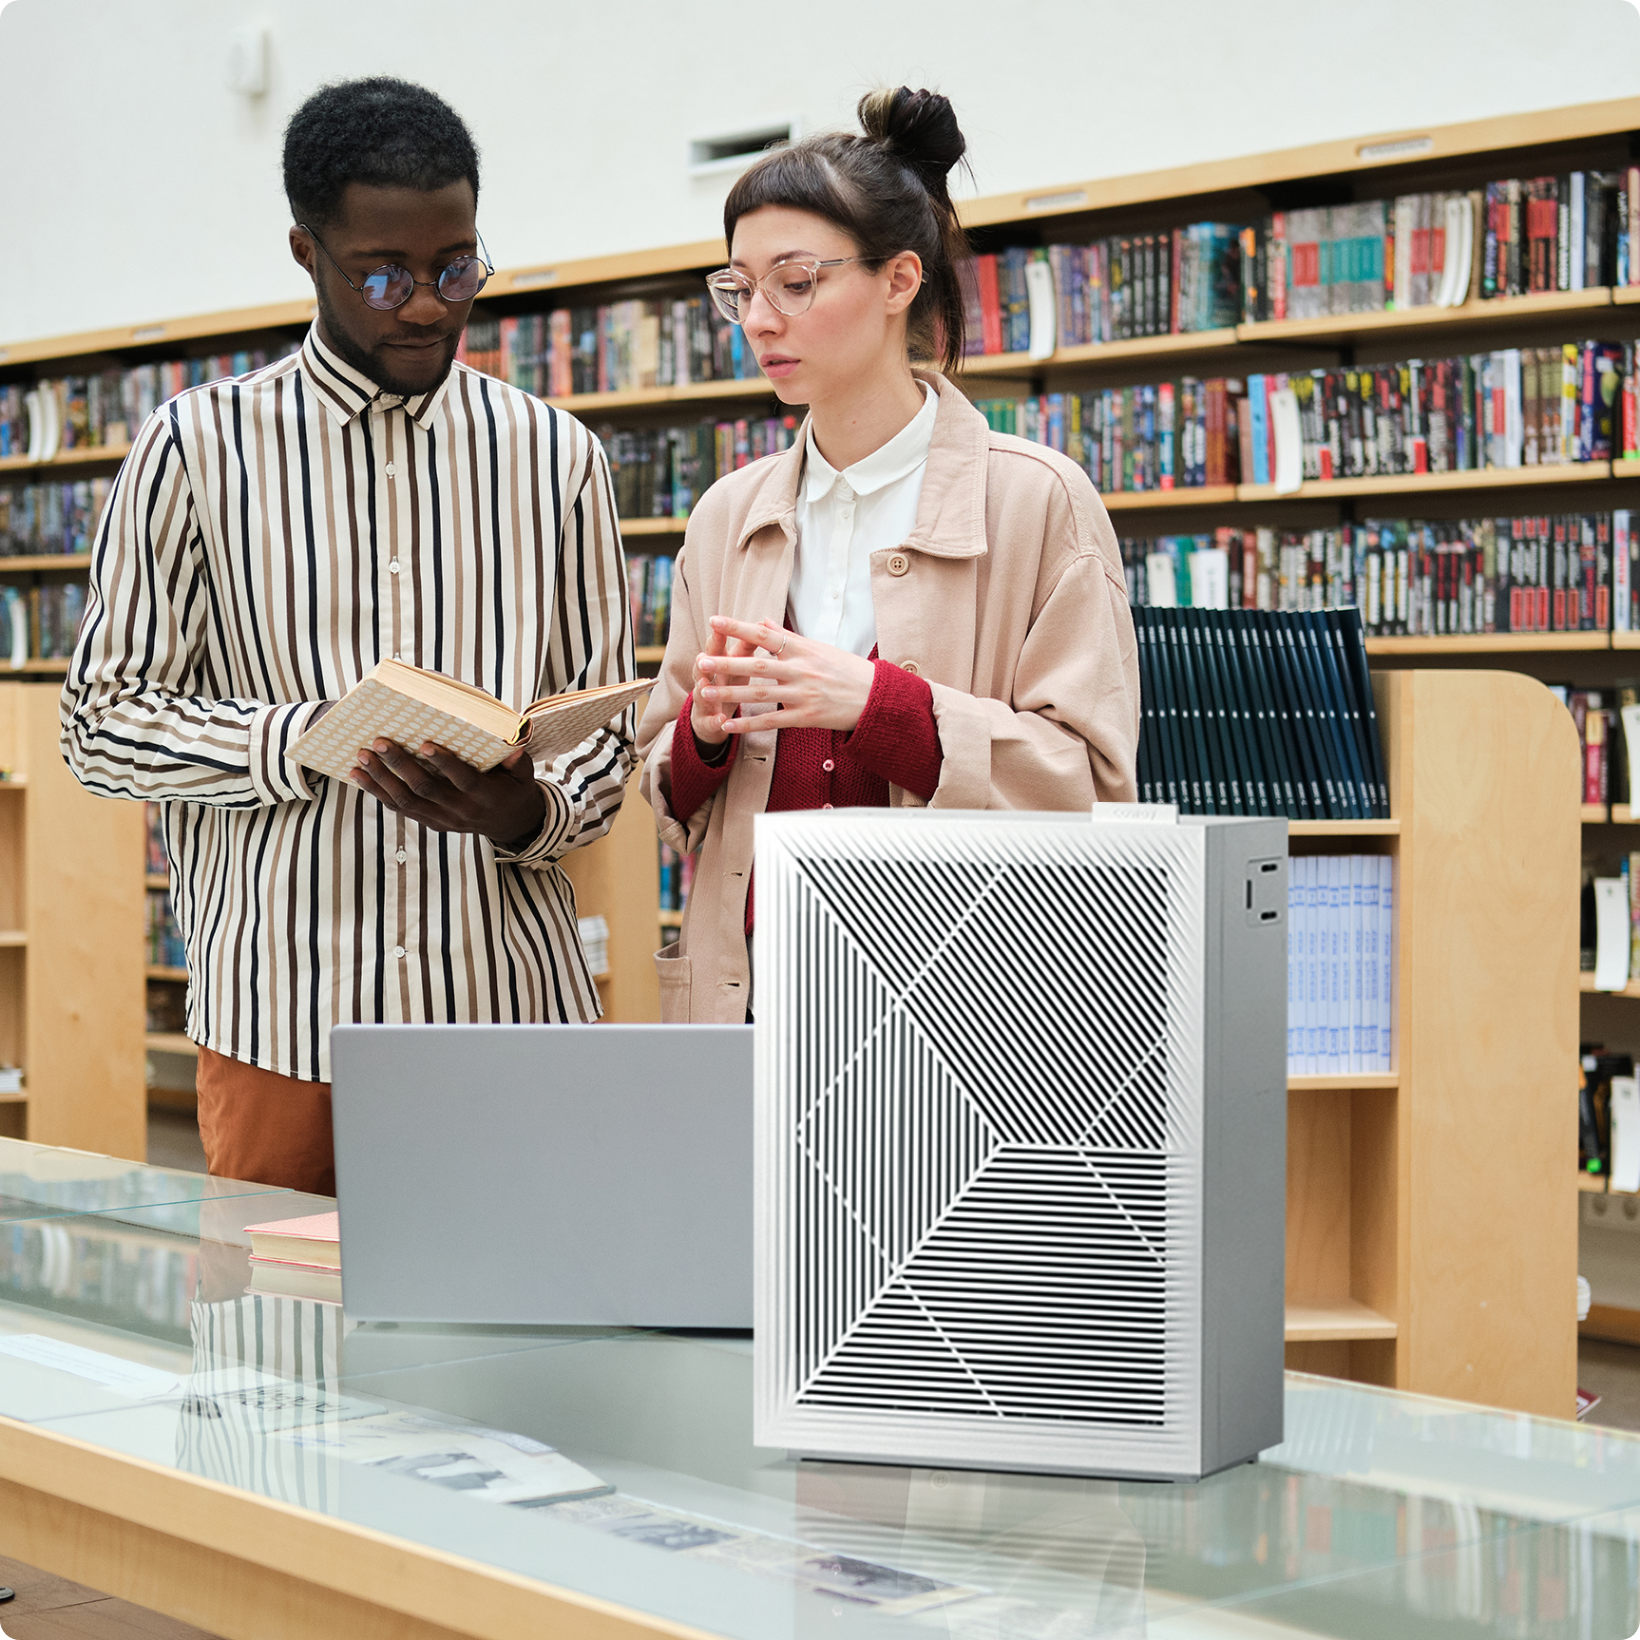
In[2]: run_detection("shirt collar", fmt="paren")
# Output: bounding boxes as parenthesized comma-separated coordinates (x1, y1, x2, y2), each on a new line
(802, 380, 938, 506)
(298, 323, 452, 429)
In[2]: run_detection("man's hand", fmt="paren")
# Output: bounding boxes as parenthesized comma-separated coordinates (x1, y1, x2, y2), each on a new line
(350, 740, 546, 849)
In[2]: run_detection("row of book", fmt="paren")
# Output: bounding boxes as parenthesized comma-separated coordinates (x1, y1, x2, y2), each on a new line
(0, 479, 113, 556)
(456, 298, 763, 398)
(145, 887, 186, 970)
(1133, 607, 1388, 820)
(1564, 688, 1637, 809)
(600, 414, 800, 520)
(658, 841, 696, 916)
(0, 1220, 197, 1338)
(1120, 514, 1635, 638)
(0, 348, 297, 461)
(0, 583, 85, 663)
(961, 168, 1640, 354)
(1579, 1050, 1633, 1183)
(971, 337, 1636, 495)
(1287, 855, 1395, 1076)
(628, 554, 675, 649)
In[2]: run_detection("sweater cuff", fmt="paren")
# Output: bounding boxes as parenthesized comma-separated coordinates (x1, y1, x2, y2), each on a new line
(670, 693, 738, 821)
(843, 659, 944, 801)
(260, 701, 327, 805)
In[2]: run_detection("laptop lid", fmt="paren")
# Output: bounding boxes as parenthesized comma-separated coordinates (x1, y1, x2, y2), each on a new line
(330, 1024, 753, 1328)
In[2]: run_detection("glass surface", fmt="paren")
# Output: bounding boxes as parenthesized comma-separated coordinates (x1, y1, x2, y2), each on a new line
(1, 1137, 1636, 1639)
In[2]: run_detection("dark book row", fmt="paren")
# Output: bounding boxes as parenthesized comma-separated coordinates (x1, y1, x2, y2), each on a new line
(1134, 607, 1388, 820)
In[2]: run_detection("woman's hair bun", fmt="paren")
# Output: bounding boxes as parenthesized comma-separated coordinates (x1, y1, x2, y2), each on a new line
(857, 87, 966, 193)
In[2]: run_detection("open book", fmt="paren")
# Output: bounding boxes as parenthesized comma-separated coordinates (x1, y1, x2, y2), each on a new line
(288, 659, 653, 782)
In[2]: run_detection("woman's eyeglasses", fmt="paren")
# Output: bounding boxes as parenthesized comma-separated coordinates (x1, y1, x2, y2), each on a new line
(705, 257, 860, 325)
(300, 225, 494, 311)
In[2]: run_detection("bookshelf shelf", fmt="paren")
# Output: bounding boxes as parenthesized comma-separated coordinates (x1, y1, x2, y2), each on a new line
(1236, 285, 1615, 349)
(144, 1033, 197, 1058)
(1614, 632, 1640, 650)
(0, 444, 132, 473)
(1615, 288, 1640, 308)
(1102, 485, 1237, 513)
(0, 298, 317, 370)
(144, 873, 167, 890)
(8, 660, 69, 677)
(1237, 462, 1611, 505)
(544, 377, 774, 415)
(1287, 819, 1400, 836)
(0, 556, 92, 574)
(1580, 1171, 1609, 1192)
(1283, 1301, 1398, 1343)
(1288, 1073, 1400, 1092)
(146, 966, 187, 983)
(635, 646, 666, 665)
(0, 932, 25, 948)
(955, 351, 1039, 378)
(621, 518, 686, 537)
(1615, 459, 1640, 479)
(1580, 973, 1640, 997)
(1611, 806, 1640, 824)
(1365, 632, 1609, 655)
(658, 909, 683, 929)
(1583, 804, 1611, 823)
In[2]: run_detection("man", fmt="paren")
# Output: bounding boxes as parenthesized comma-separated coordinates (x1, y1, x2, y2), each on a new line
(61, 78, 635, 1193)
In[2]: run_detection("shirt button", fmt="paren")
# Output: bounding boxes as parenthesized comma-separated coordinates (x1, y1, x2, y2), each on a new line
(887, 553, 910, 577)
(822, 759, 835, 772)
(395, 849, 407, 865)
(392, 944, 406, 959)
(394, 652, 403, 660)
(389, 559, 401, 574)
(901, 660, 921, 676)
(386, 462, 397, 477)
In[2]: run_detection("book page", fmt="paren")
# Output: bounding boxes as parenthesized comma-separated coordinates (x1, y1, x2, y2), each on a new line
(289, 679, 516, 780)
(521, 678, 656, 762)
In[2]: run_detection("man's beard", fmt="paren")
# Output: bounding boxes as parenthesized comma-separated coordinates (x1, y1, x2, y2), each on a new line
(314, 282, 459, 398)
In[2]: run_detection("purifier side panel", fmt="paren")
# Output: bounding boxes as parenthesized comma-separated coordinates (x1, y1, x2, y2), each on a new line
(1198, 820, 1288, 1474)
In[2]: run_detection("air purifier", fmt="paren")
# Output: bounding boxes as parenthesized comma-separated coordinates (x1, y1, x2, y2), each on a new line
(753, 809, 1287, 1482)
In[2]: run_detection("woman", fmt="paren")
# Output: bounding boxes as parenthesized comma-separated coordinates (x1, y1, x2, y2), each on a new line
(636, 86, 1139, 1022)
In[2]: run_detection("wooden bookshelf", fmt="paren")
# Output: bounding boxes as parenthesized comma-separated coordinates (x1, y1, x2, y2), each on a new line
(1238, 463, 1613, 505)
(0, 444, 132, 473)
(1282, 669, 1577, 1417)
(0, 555, 92, 574)
(1584, 803, 1610, 823)
(544, 377, 776, 415)
(1366, 632, 1610, 655)
(1102, 486, 1237, 513)
(621, 518, 686, 537)
(0, 685, 145, 1158)
(1287, 819, 1400, 837)
(1580, 973, 1640, 997)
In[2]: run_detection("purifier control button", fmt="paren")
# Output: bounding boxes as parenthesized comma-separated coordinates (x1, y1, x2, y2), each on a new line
(887, 553, 910, 576)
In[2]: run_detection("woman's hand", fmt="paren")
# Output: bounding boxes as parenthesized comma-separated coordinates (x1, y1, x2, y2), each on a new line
(695, 616, 875, 735)
(689, 618, 744, 746)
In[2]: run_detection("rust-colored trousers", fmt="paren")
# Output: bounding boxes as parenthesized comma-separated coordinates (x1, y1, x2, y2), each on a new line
(195, 1045, 335, 1195)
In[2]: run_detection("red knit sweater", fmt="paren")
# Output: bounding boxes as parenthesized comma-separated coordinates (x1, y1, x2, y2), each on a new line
(670, 656, 944, 932)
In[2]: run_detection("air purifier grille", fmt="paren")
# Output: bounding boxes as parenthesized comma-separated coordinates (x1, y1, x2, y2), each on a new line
(756, 813, 1207, 1476)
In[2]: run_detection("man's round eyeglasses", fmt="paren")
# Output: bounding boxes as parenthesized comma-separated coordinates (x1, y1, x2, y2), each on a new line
(300, 224, 494, 311)
(705, 258, 860, 325)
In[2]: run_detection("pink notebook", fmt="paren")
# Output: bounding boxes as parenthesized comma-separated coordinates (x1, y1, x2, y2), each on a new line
(244, 1211, 340, 1269)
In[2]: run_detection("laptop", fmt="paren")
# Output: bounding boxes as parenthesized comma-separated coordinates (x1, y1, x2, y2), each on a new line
(330, 1024, 753, 1328)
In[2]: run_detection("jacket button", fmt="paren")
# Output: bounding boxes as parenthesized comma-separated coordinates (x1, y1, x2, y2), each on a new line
(887, 553, 910, 577)
(900, 660, 921, 676)
(822, 759, 835, 772)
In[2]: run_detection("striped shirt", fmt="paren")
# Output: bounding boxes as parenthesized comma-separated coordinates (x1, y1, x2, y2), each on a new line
(61, 325, 636, 1082)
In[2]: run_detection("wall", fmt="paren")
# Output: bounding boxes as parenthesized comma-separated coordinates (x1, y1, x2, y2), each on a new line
(3, 0, 1640, 344)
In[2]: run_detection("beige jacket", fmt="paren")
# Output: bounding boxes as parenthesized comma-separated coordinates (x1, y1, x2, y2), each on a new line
(636, 371, 1140, 1022)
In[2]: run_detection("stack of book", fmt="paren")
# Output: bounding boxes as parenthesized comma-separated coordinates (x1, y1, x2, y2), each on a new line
(458, 297, 764, 397)
(0, 480, 116, 556)
(0, 348, 298, 460)
(600, 413, 801, 520)
(1121, 513, 1633, 638)
(246, 1211, 341, 1305)
(627, 554, 673, 648)
(1133, 607, 1388, 820)
(144, 887, 185, 969)
(1288, 855, 1395, 1076)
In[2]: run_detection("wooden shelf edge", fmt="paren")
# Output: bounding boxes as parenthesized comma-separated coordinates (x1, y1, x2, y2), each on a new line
(144, 1034, 198, 1057)
(1103, 486, 1237, 512)
(1581, 972, 1640, 997)
(1284, 1301, 1397, 1342)
(1581, 1303, 1640, 1346)
(0, 933, 26, 948)
(1288, 1073, 1400, 1091)
(1612, 805, 1638, 824)
(658, 910, 684, 928)
(1237, 461, 1612, 503)
(635, 646, 666, 664)
(1583, 804, 1611, 823)
(1237, 285, 1615, 347)
(544, 377, 774, 414)
(0, 556, 92, 573)
(1366, 632, 1609, 654)
(1287, 818, 1400, 835)
(145, 966, 188, 982)
(620, 517, 686, 536)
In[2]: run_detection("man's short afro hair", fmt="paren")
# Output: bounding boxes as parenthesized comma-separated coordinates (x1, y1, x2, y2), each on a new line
(282, 77, 480, 228)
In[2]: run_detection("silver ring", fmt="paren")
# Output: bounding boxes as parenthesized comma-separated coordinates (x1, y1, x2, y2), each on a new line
(773, 633, 788, 658)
